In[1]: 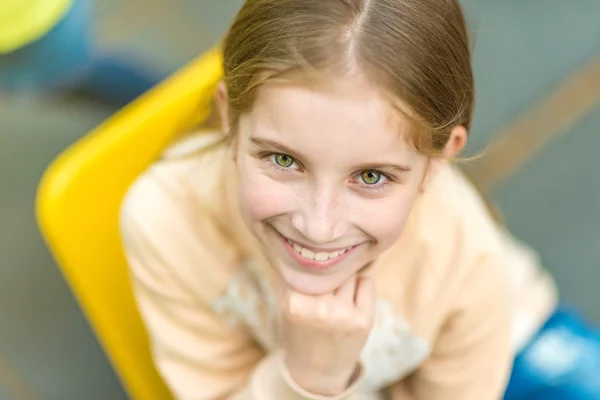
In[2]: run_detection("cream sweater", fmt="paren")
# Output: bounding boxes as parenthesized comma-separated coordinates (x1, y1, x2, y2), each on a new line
(120, 132, 557, 400)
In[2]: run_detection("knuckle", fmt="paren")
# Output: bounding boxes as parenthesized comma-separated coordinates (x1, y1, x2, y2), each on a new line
(285, 307, 304, 322)
(351, 314, 372, 331)
(315, 300, 332, 322)
(285, 295, 309, 320)
(330, 306, 354, 326)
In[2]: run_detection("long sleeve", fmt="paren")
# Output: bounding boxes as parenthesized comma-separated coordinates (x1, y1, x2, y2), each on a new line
(384, 166, 516, 400)
(120, 171, 365, 400)
(388, 253, 512, 400)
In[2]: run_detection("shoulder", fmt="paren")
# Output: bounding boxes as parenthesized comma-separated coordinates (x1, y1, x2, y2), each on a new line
(119, 132, 239, 302)
(398, 164, 510, 319)
(120, 131, 229, 237)
(416, 164, 506, 269)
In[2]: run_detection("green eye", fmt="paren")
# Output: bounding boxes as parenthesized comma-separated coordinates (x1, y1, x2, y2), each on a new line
(361, 170, 381, 185)
(274, 153, 295, 168)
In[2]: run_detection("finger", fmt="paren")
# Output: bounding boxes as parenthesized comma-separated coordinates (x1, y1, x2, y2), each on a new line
(286, 290, 310, 317)
(334, 274, 357, 304)
(354, 275, 375, 316)
(277, 275, 312, 311)
(315, 297, 331, 321)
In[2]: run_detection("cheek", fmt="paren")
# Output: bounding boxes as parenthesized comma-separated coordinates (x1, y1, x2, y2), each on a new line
(352, 189, 420, 245)
(237, 158, 295, 222)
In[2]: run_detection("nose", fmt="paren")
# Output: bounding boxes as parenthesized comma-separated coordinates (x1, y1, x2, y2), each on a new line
(291, 186, 348, 245)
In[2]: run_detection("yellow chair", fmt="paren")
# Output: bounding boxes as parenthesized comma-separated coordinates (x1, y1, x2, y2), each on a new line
(36, 48, 223, 400)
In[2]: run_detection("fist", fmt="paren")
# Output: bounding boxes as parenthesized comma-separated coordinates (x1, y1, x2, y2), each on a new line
(279, 275, 376, 395)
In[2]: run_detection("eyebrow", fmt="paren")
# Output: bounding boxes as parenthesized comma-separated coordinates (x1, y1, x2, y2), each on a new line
(356, 162, 412, 174)
(249, 137, 300, 158)
(249, 136, 412, 174)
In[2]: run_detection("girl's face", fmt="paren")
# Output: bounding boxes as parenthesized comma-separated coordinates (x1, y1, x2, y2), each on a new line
(230, 80, 434, 295)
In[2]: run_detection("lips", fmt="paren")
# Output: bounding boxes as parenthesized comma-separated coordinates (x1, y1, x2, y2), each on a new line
(276, 231, 358, 271)
(286, 239, 353, 261)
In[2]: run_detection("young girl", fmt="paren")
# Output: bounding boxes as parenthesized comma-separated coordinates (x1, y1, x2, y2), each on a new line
(119, 0, 569, 398)
(0, 0, 164, 105)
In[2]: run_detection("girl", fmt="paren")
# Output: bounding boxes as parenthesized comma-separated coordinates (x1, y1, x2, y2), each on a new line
(120, 0, 565, 398)
(0, 0, 165, 105)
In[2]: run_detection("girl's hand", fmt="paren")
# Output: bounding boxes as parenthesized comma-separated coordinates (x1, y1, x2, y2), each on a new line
(279, 275, 375, 396)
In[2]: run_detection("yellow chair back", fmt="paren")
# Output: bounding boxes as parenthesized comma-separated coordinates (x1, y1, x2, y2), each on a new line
(36, 48, 223, 400)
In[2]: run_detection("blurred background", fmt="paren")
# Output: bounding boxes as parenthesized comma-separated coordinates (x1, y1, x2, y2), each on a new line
(1, 0, 599, 398)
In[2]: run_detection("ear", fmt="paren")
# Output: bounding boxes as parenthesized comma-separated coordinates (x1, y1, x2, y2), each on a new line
(419, 125, 468, 193)
(215, 80, 241, 161)
(215, 80, 231, 134)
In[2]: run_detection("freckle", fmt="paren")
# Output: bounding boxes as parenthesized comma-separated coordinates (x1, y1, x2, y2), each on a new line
(331, 196, 339, 209)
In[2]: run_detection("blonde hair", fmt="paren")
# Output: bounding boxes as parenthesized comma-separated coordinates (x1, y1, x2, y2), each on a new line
(215, 0, 474, 156)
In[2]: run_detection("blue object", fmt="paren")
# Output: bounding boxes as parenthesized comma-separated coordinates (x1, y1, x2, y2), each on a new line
(504, 306, 600, 399)
(0, 0, 167, 105)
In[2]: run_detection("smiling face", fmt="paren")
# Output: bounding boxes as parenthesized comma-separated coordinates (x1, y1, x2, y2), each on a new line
(227, 78, 433, 295)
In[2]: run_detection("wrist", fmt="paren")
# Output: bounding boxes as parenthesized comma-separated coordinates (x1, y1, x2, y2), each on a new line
(283, 358, 360, 396)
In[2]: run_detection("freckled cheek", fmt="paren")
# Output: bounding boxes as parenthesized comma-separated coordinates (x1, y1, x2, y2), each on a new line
(350, 196, 415, 244)
(237, 167, 298, 222)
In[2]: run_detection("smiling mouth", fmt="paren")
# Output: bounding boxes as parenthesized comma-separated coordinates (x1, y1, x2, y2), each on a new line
(285, 238, 354, 261)
(274, 230, 360, 270)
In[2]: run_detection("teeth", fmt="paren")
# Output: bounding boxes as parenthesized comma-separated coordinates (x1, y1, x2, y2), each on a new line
(287, 239, 352, 261)
(300, 248, 315, 259)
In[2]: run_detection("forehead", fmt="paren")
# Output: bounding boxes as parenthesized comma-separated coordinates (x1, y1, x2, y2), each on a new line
(245, 81, 418, 163)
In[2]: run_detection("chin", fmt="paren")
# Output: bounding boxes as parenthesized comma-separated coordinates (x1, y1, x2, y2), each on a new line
(278, 262, 356, 296)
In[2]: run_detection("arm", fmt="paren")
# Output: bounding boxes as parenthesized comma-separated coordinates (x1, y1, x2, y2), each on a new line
(120, 173, 364, 400)
(388, 254, 512, 400)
